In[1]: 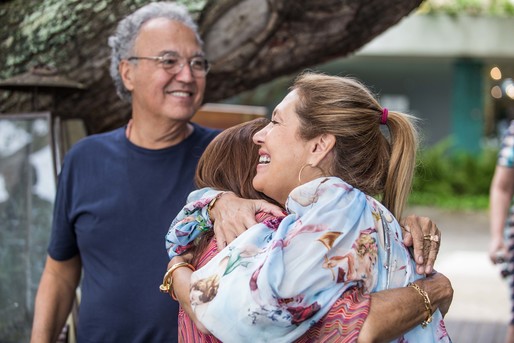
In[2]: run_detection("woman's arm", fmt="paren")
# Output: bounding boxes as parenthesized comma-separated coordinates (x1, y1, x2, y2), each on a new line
(358, 273, 453, 343)
(168, 256, 453, 342)
(165, 188, 222, 258)
(165, 255, 211, 334)
(167, 188, 442, 272)
(166, 190, 284, 256)
(489, 165, 514, 263)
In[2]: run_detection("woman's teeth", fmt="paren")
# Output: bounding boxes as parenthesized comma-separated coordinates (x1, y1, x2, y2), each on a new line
(259, 155, 270, 164)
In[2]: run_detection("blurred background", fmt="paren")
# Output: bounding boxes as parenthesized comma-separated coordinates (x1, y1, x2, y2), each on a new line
(1, 0, 514, 341)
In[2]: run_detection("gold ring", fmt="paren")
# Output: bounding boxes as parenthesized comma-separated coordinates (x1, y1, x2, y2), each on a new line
(423, 234, 439, 243)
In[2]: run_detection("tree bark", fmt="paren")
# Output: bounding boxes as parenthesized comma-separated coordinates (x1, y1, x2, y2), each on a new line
(0, 0, 422, 134)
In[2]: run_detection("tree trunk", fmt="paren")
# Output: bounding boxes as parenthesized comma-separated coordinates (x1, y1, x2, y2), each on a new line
(0, 0, 422, 134)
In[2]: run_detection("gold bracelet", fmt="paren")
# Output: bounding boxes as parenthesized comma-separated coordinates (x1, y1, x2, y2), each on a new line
(159, 262, 195, 300)
(408, 282, 433, 328)
(207, 192, 225, 222)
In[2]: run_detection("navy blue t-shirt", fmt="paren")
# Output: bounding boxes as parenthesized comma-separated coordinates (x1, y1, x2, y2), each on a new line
(48, 123, 219, 342)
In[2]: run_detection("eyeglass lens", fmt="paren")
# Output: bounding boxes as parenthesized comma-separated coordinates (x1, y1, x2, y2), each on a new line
(160, 53, 209, 77)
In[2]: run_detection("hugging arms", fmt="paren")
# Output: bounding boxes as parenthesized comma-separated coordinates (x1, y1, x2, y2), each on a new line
(165, 73, 453, 342)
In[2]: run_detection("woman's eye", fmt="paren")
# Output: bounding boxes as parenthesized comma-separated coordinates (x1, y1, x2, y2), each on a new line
(270, 120, 279, 125)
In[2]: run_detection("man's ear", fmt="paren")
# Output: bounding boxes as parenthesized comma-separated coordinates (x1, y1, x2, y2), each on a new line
(310, 134, 336, 166)
(119, 59, 135, 91)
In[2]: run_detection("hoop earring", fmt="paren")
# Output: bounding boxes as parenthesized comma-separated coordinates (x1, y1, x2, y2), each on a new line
(298, 163, 326, 184)
(298, 163, 311, 184)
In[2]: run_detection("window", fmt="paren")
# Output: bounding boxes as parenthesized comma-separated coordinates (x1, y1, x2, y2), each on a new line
(0, 112, 56, 342)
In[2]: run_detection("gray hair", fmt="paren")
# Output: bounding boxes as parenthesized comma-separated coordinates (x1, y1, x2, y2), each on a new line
(108, 2, 202, 102)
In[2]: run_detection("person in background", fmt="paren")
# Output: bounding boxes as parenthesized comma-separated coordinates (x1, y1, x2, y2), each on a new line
(489, 120, 514, 343)
(30, 2, 282, 342)
(165, 73, 453, 342)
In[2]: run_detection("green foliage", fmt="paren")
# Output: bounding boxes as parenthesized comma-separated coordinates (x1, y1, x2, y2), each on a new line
(419, 0, 514, 17)
(176, 0, 207, 13)
(409, 138, 498, 210)
(0, 0, 207, 79)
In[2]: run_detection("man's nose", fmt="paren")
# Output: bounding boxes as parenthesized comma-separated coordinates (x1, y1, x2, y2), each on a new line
(175, 62, 194, 82)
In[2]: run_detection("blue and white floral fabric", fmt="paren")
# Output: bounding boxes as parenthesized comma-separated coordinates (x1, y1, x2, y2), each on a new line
(165, 177, 451, 343)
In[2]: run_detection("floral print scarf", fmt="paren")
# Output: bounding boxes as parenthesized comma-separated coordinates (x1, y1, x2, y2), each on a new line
(166, 177, 451, 343)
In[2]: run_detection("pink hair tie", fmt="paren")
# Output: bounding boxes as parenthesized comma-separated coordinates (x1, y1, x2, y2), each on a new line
(380, 108, 388, 125)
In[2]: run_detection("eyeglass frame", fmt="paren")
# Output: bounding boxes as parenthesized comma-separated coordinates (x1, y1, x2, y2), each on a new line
(127, 52, 210, 78)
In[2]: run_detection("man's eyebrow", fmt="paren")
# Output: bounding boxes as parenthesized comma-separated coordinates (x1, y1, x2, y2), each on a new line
(158, 50, 206, 58)
(158, 50, 179, 56)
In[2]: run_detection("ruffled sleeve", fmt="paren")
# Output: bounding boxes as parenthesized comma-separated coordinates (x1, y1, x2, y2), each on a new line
(165, 188, 222, 258)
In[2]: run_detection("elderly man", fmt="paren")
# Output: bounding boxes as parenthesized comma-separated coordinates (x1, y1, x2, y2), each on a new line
(30, 3, 222, 342)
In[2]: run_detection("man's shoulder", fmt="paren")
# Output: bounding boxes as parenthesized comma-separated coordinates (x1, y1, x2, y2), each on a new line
(191, 123, 221, 139)
(189, 123, 221, 147)
(71, 127, 123, 148)
(65, 127, 124, 161)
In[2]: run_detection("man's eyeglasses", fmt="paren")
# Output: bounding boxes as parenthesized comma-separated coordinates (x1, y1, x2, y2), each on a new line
(128, 53, 210, 78)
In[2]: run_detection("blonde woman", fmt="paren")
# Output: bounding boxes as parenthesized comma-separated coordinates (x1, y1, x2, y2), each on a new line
(166, 72, 452, 342)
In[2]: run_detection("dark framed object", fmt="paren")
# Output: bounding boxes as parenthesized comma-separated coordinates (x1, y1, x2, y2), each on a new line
(0, 111, 57, 342)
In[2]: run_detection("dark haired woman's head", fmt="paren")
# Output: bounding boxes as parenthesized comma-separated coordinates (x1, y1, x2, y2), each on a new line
(195, 118, 277, 204)
(191, 118, 278, 265)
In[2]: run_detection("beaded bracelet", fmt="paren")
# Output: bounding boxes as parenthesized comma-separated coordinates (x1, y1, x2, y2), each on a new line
(159, 262, 195, 300)
(408, 282, 433, 328)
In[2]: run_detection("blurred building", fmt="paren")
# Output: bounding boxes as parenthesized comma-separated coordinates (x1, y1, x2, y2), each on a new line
(329, 13, 514, 154)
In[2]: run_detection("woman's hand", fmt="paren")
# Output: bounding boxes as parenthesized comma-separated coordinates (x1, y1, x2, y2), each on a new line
(401, 215, 441, 275)
(209, 192, 285, 251)
(489, 237, 507, 264)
